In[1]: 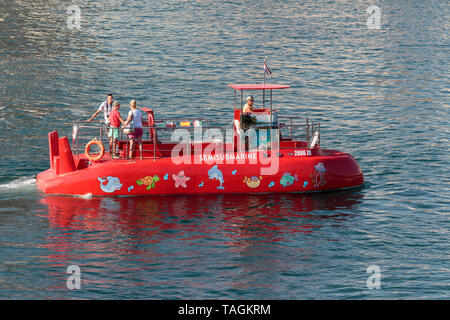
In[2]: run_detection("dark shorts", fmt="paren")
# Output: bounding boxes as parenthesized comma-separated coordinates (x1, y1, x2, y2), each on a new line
(129, 127, 143, 139)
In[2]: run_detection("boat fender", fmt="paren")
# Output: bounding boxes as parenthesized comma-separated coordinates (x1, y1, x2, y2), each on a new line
(309, 131, 319, 148)
(85, 139, 105, 162)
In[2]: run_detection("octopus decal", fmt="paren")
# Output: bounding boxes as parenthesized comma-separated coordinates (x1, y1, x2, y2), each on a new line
(312, 162, 327, 187)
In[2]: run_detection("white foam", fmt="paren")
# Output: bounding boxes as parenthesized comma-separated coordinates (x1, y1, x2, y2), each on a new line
(0, 176, 36, 191)
(76, 193, 93, 199)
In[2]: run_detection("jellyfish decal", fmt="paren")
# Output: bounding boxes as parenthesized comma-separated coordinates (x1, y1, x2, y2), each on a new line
(312, 162, 327, 187)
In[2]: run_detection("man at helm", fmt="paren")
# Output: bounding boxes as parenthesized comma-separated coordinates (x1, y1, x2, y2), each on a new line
(242, 95, 254, 114)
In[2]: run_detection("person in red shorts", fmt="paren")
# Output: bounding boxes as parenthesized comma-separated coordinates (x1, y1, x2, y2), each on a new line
(108, 101, 125, 158)
(122, 99, 143, 159)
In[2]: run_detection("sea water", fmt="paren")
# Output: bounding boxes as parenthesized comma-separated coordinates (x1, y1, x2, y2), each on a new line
(0, 0, 448, 299)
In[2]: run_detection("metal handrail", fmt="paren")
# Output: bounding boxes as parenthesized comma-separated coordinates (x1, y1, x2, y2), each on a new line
(71, 118, 321, 160)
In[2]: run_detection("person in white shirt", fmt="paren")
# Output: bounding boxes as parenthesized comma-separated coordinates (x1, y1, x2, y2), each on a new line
(122, 99, 144, 159)
(87, 94, 114, 124)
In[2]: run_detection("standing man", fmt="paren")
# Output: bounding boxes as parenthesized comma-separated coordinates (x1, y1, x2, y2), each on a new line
(87, 94, 114, 124)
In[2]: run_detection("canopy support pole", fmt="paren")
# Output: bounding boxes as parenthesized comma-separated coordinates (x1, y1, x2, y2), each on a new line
(270, 89, 273, 151)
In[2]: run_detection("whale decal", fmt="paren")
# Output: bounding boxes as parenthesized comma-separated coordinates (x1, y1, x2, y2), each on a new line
(208, 165, 224, 190)
(98, 176, 122, 193)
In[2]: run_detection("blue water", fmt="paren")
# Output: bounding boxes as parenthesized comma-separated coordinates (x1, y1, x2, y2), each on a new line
(0, 0, 448, 299)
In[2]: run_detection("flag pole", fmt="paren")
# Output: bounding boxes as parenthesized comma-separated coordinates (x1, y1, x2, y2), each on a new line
(263, 75, 265, 108)
(263, 57, 266, 109)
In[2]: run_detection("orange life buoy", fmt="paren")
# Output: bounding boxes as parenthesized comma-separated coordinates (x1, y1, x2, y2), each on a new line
(85, 139, 105, 162)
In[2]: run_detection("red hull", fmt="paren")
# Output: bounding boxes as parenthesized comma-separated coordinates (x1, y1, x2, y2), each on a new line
(37, 149, 364, 196)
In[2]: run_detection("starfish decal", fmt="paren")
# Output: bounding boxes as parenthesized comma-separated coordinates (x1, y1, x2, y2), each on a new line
(172, 171, 190, 188)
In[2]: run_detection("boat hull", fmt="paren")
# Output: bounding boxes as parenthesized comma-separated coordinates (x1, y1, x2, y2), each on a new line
(36, 150, 364, 196)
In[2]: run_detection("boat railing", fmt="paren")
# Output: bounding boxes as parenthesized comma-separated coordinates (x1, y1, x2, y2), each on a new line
(71, 121, 110, 157)
(277, 117, 320, 148)
(71, 120, 230, 160)
(71, 117, 320, 160)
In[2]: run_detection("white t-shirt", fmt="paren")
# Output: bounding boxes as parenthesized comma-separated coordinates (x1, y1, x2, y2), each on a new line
(128, 109, 143, 128)
(98, 101, 113, 123)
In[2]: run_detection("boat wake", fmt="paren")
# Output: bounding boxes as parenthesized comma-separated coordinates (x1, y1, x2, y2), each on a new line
(0, 176, 36, 191)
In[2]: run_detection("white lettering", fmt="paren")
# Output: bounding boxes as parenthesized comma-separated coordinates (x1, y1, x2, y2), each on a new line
(367, 5, 381, 30)
(171, 129, 191, 165)
(66, 265, 81, 290)
(67, 5, 81, 30)
(178, 304, 212, 317)
(366, 265, 381, 289)
(222, 304, 271, 315)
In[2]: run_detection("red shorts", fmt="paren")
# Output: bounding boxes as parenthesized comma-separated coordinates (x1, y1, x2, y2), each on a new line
(129, 127, 143, 139)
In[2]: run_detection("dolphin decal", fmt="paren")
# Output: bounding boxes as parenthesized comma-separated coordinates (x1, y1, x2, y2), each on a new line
(208, 165, 225, 190)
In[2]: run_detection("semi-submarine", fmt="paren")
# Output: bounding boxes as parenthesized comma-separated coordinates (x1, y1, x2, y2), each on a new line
(36, 83, 364, 196)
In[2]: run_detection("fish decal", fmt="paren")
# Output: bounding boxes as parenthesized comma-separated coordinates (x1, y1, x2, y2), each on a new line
(98, 176, 122, 193)
(279, 172, 298, 188)
(208, 165, 225, 190)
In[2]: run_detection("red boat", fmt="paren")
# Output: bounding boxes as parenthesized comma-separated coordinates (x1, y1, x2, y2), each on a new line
(36, 83, 364, 196)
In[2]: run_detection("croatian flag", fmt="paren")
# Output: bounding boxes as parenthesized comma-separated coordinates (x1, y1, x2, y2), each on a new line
(264, 58, 272, 78)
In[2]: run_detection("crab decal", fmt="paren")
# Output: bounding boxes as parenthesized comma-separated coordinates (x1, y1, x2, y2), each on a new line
(243, 176, 262, 188)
